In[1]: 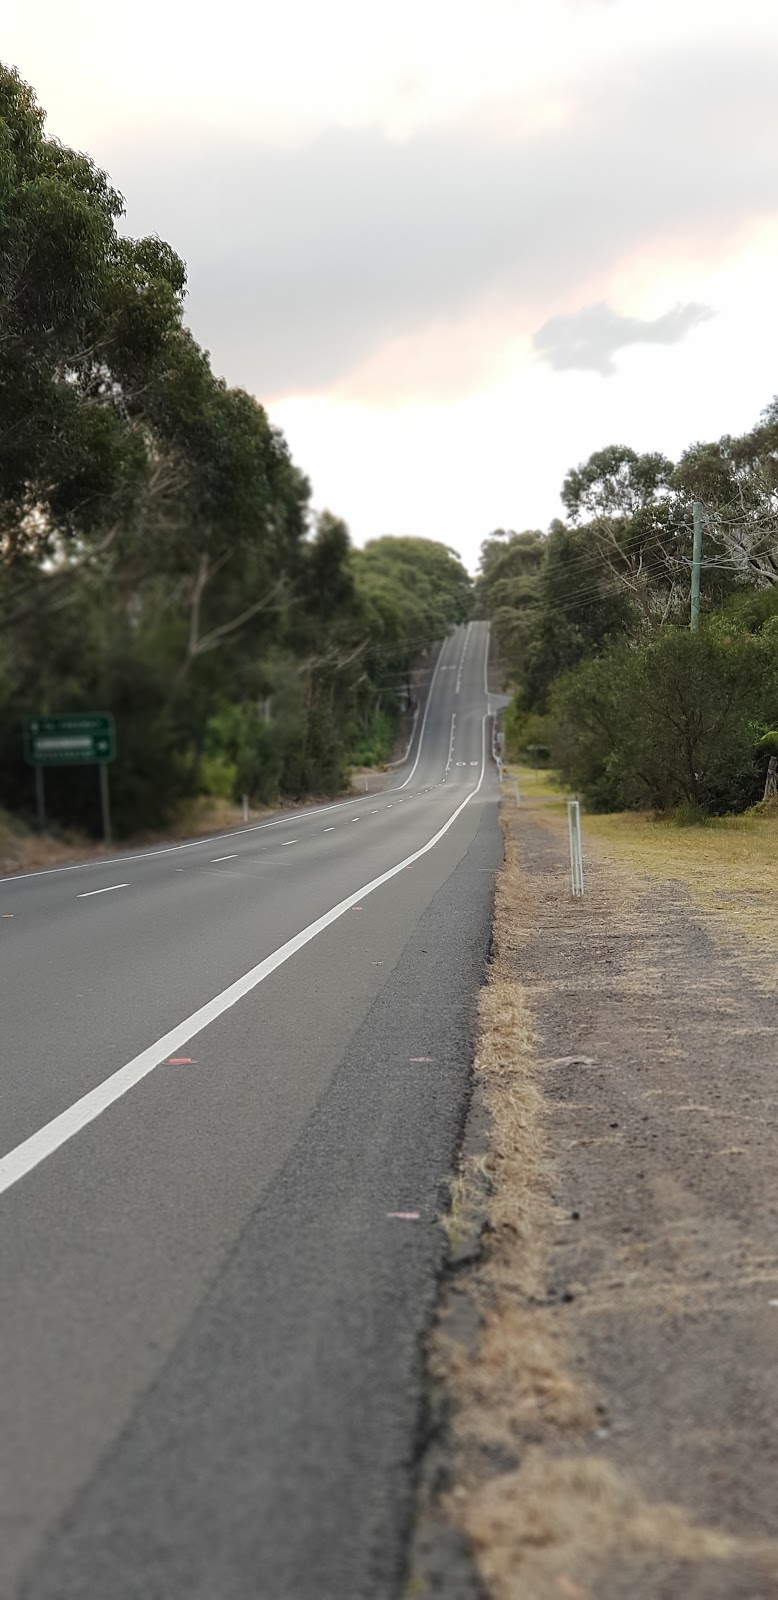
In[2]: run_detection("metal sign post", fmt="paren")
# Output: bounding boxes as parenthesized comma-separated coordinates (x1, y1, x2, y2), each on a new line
(23, 713, 116, 842)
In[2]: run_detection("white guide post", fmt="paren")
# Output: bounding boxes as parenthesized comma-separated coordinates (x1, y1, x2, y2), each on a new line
(567, 798, 584, 897)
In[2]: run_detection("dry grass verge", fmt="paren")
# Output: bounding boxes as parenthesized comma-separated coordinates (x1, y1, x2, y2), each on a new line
(584, 808, 778, 949)
(412, 794, 778, 1600)
(0, 796, 274, 877)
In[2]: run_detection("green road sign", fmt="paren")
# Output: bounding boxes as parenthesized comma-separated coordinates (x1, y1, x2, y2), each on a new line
(24, 712, 116, 767)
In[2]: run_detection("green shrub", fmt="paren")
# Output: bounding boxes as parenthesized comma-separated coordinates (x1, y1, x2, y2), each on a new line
(553, 626, 778, 814)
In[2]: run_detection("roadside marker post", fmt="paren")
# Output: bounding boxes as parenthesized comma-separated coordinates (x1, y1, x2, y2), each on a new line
(567, 799, 584, 897)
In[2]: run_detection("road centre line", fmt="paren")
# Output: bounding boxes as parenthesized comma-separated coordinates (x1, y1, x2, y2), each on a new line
(0, 720, 487, 1200)
(76, 883, 129, 899)
(210, 854, 237, 863)
(1, 624, 487, 886)
(454, 620, 472, 696)
(282, 840, 298, 846)
(323, 826, 336, 832)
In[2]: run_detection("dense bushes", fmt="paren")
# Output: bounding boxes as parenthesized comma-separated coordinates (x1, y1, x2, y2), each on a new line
(476, 412, 778, 817)
(552, 626, 778, 814)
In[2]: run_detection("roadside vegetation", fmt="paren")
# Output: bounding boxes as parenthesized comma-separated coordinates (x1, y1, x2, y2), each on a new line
(476, 424, 778, 819)
(0, 66, 471, 840)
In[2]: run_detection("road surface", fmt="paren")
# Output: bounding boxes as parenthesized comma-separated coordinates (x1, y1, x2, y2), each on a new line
(0, 619, 500, 1600)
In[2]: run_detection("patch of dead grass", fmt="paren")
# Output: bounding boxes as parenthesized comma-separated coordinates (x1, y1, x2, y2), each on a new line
(419, 795, 778, 1599)
(0, 796, 272, 879)
(462, 1450, 778, 1600)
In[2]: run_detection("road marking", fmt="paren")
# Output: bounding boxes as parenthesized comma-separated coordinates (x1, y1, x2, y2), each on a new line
(396, 636, 447, 789)
(76, 883, 129, 899)
(351, 817, 360, 822)
(210, 854, 237, 863)
(0, 720, 487, 1200)
(454, 620, 472, 695)
(446, 712, 456, 774)
(282, 839, 298, 846)
(370, 809, 378, 813)
(387, 1211, 420, 1220)
(323, 826, 335, 832)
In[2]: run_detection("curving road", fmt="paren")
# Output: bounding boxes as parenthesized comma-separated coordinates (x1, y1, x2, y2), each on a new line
(0, 619, 501, 1600)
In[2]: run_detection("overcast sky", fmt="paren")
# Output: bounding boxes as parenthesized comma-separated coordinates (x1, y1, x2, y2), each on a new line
(5, 0, 778, 570)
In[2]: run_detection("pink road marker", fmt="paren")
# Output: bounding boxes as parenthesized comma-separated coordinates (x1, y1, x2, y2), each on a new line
(166, 1056, 195, 1065)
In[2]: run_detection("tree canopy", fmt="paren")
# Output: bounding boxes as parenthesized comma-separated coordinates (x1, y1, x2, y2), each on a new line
(0, 65, 473, 835)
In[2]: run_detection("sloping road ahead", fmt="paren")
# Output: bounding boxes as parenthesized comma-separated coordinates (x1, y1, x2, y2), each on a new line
(0, 620, 500, 1600)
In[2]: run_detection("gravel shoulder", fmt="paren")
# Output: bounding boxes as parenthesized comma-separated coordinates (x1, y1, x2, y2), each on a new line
(410, 791, 778, 1600)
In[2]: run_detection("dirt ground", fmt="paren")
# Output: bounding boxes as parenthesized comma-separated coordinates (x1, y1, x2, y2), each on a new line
(410, 789, 778, 1600)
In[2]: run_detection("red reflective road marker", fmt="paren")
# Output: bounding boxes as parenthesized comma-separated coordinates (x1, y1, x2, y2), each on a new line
(166, 1056, 195, 1065)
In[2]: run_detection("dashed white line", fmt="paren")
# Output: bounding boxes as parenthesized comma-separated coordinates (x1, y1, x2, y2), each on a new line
(282, 840, 298, 846)
(454, 620, 472, 695)
(210, 854, 237, 863)
(323, 826, 336, 833)
(76, 883, 129, 899)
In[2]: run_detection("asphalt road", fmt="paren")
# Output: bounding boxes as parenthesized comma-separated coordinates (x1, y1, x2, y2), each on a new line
(0, 619, 501, 1600)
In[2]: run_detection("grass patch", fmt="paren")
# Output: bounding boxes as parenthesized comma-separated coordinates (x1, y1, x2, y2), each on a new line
(583, 808, 778, 949)
(508, 763, 567, 804)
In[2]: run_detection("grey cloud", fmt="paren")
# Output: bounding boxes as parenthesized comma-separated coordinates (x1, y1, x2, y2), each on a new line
(109, 38, 778, 397)
(533, 300, 715, 374)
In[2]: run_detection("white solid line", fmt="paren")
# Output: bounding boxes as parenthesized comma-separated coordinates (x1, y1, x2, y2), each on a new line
(446, 712, 456, 774)
(76, 883, 129, 899)
(0, 720, 487, 1199)
(396, 636, 447, 790)
(210, 854, 237, 863)
(483, 619, 491, 698)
